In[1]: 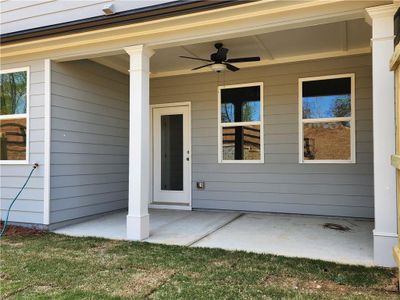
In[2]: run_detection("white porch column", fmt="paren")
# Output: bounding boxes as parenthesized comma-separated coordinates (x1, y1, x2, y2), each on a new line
(124, 45, 154, 240)
(366, 4, 398, 267)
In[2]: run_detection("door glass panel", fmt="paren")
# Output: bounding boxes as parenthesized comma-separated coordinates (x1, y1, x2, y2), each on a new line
(161, 114, 183, 191)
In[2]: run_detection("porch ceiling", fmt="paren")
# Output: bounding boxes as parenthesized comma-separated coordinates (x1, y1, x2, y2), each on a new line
(90, 18, 371, 77)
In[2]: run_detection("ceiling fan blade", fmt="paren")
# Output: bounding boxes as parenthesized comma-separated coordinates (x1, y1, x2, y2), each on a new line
(225, 57, 261, 63)
(224, 63, 240, 72)
(179, 56, 212, 62)
(192, 63, 214, 71)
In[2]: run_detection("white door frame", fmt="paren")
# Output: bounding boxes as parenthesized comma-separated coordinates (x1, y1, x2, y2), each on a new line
(149, 102, 192, 210)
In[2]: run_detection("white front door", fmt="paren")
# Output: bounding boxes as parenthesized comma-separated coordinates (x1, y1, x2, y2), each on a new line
(152, 104, 191, 205)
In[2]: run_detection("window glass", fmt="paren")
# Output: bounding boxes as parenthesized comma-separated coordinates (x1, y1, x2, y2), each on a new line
(0, 118, 27, 161)
(302, 78, 351, 119)
(222, 125, 261, 161)
(300, 76, 354, 162)
(1, 71, 27, 115)
(0, 70, 28, 162)
(303, 122, 351, 160)
(161, 114, 183, 191)
(219, 84, 263, 162)
(221, 86, 260, 122)
(303, 95, 351, 119)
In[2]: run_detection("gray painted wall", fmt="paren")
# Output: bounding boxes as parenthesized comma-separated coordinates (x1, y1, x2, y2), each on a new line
(50, 60, 129, 224)
(0, 59, 46, 224)
(0, 0, 176, 34)
(150, 54, 374, 218)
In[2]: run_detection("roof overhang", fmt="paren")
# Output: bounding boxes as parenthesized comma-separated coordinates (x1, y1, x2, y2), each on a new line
(0, 0, 246, 45)
(0, 0, 390, 63)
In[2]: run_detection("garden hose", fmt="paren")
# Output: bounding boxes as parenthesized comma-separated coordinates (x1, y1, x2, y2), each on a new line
(0, 163, 39, 239)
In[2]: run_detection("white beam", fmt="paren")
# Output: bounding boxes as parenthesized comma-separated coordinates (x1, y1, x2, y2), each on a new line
(341, 21, 348, 52)
(366, 3, 399, 267)
(252, 35, 274, 60)
(90, 56, 128, 74)
(124, 44, 154, 240)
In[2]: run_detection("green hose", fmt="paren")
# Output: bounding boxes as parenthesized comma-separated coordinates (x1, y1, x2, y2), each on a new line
(0, 163, 38, 239)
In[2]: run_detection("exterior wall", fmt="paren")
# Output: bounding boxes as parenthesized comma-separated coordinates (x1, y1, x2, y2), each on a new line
(0, 0, 176, 34)
(0, 59, 46, 224)
(49, 60, 129, 225)
(150, 54, 374, 218)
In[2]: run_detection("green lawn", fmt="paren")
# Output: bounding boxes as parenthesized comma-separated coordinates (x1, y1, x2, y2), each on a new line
(0, 232, 398, 299)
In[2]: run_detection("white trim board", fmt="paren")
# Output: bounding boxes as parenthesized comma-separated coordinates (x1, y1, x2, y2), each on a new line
(43, 59, 51, 225)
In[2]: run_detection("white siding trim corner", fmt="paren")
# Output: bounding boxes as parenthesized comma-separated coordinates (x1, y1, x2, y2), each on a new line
(43, 59, 51, 225)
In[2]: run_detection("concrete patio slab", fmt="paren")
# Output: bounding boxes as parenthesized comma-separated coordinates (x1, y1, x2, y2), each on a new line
(54, 209, 240, 246)
(193, 213, 374, 266)
(53, 209, 373, 266)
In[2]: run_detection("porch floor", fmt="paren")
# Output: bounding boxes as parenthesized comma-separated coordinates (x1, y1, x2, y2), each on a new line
(53, 209, 373, 266)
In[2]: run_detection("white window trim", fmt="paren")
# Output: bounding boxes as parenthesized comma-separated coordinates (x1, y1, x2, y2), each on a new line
(218, 82, 264, 164)
(298, 73, 356, 164)
(0, 66, 30, 165)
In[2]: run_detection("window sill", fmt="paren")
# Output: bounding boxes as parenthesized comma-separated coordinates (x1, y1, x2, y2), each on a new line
(0, 160, 30, 165)
(219, 160, 264, 164)
(300, 160, 356, 164)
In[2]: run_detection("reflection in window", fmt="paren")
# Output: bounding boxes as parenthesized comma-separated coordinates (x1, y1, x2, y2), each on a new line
(303, 122, 351, 160)
(223, 125, 261, 160)
(1, 71, 27, 115)
(0, 69, 28, 162)
(0, 118, 27, 161)
(300, 75, 354, 162)
(219, 84, 263, 162)
(221, 86, 260, 123)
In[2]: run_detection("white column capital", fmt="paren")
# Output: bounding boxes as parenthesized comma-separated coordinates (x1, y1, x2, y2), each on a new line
(365, 4, 399, 26)
(124, 44, 155, 58)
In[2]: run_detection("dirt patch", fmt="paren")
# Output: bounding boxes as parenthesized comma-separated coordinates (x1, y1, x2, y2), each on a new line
(263, 274, 399, 296)
(0, 222, 45, 238)
(78, 268, 175, 298)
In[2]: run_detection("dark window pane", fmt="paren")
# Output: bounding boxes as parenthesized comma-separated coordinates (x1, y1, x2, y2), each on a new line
(303, 122, 351, 160)
(302, 77, 351, 119)
(161, 114, 183, 191)
(0, 118, 27, 161)
(223, 125, 261, 160)
(0, 71, 27, 115)
(221, 86, 260, 122)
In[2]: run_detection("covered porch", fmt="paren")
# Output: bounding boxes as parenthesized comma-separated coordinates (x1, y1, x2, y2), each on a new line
(36, 1, 398, 267)
(54, 209, 373, 266)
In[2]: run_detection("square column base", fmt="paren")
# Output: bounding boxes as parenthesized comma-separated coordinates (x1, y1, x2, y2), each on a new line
(127, 214, 150, 240)
(374, 231, 397, 267)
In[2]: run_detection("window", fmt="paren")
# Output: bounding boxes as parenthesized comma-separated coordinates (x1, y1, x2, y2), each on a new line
(299, 74, 355, 163)
(218, 83, 264, 163)
(0, 67, 29, 163)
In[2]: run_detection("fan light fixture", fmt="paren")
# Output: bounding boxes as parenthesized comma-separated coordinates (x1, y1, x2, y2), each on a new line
(211, 63, 227, 73)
